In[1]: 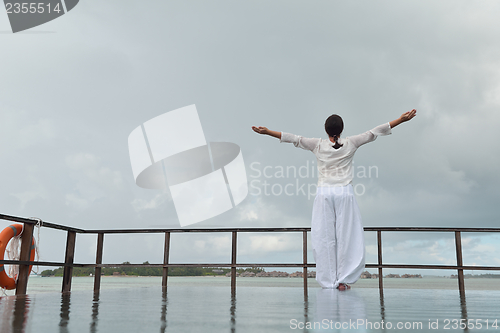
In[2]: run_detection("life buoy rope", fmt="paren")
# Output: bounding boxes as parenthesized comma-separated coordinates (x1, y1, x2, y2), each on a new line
(0, 224, 36, 290)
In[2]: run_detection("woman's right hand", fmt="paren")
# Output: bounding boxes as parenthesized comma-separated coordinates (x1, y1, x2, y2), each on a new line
(252, 126, 269, 135)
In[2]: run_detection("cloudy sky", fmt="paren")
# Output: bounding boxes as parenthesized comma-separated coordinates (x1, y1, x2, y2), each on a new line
(1, 0, 500, 278)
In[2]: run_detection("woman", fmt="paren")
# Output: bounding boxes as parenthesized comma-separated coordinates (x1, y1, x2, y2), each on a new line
(252, 109, 416, 290)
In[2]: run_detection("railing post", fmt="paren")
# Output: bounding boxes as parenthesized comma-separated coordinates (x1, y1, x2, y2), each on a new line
(231, 231, 237, 294)
(162, 232, 170, 290)
(62, 231, 76, 293)
(93, 233, 104, 293)
(15, 223, 34, 295)
(377, 230, 383, 292)
(455, 231, 466, 297)
(302, 230, 308, 298)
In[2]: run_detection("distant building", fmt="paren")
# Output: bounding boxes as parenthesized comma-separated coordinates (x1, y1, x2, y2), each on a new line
(385, 274, 401, 278)
(225, 270, 315, 278)
(401, 274, 422, 278)
(290, 271, 317, 278)
(360, 271, 372, 279)
(360, 271, 379, 279)
(256, 270, 289, 277)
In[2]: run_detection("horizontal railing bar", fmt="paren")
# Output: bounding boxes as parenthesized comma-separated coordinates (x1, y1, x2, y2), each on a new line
(80, 227, 500, 234)
(227, 263, 316, 268)
(0, 214, 85, 233)
(0, 261, 314, 268)
(88, 263, 317, 268)
(366, 264, 500, 270)
(0, 260, 86, 267)
(81, 227, 312, 234)
(86, 264, 500, 270)
(363, 227, 500, 232)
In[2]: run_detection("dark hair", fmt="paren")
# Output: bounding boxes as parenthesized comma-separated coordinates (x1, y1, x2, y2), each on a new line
(325, 114, 344, 149)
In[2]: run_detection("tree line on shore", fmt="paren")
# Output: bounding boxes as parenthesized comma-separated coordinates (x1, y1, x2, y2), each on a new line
(40, 262, 264, 277)
(451, 273, 500, 279)
(42, 264, 500, 279)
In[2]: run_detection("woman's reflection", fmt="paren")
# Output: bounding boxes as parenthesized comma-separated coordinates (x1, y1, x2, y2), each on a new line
(314, 289, 368, 332)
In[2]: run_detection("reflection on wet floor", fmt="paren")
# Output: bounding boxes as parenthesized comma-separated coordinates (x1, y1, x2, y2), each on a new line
(1, 295, 31, 333)
(13, 295, 31, 332)
(314, 289, 368, 331)
(302, 295, 310, 333)
(90, 292, 99, 333)
(160, 290, 167, 333)
(229, 290, 236, 333)
(379, 289, 385, 325)
(0, 286, 499, 333)
(460, 294, 469, 333)
(59, 293, 70, 333)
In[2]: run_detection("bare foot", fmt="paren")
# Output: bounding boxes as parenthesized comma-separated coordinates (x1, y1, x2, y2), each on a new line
(337, 283, 351, 291)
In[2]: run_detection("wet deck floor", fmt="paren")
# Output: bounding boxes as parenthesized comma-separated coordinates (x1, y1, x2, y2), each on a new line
(1, 284, 499, 332)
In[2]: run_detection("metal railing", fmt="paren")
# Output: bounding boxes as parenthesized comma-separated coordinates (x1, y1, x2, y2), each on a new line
(2, 213, 500, 298)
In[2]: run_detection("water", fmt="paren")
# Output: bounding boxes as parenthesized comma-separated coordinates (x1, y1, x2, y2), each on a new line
(9, 275, 500, 294)
(1, 277, 500, 332)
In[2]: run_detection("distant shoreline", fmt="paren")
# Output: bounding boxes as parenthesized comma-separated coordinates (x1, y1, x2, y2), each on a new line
(34, 274, 500, 279)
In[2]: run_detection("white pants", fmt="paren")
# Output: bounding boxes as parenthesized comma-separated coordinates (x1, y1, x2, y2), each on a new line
(311, 185, 365, 289)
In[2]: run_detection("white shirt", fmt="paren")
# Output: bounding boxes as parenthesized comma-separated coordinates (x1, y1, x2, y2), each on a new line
(280, 123, 392, 186)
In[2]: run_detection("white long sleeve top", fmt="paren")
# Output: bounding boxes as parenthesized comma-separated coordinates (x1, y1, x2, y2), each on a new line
(280, 123, 392, 186)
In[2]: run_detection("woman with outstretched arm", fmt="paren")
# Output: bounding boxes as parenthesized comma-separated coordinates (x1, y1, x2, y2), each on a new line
(252, 109, 416, 290)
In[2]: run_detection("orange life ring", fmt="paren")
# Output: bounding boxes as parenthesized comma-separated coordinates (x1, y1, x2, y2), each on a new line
(0, 224, 36, 290)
